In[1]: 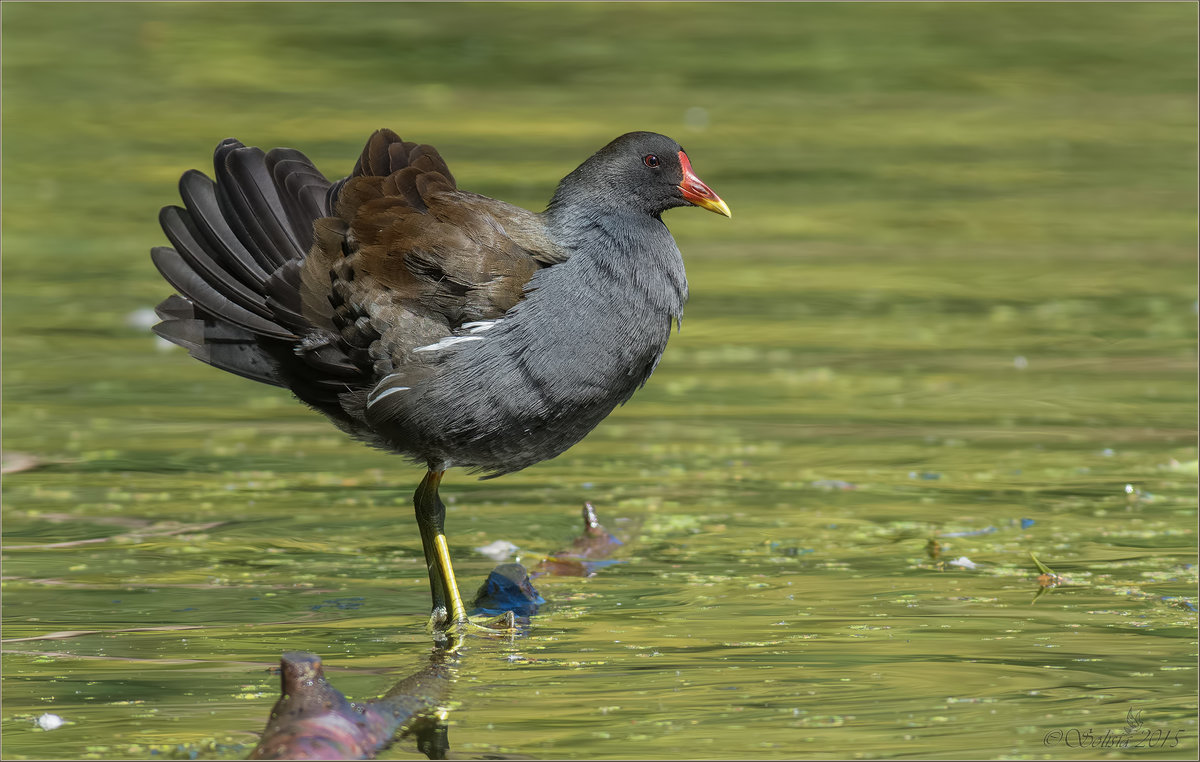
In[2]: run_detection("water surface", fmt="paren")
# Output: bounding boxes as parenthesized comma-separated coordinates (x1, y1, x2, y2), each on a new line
(3, 3, 1196, 759)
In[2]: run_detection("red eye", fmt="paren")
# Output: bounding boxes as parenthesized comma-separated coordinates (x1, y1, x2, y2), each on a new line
(643, 154, 660, 168)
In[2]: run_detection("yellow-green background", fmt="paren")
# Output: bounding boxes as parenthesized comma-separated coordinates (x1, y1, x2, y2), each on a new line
(3, 3, 1196, 759)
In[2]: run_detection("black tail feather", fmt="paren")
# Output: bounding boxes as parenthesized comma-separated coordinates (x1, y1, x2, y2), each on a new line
(178, 169, 273, 287)
(200, 340, 288, 386)
(153, 137, 375, 412)
(225, 145, 307, 260)
(266, 148, 332, 253)
(213, 140, 293, 272)
(155, 293, 196, 321)
(153, 309, 284, 388)
(159, 206, 273, 319)
(153, 316, 206, 354)
(151, 246, 295, 340)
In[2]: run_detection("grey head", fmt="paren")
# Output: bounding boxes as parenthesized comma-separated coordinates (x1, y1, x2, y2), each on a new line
(547, 131, 731, 220)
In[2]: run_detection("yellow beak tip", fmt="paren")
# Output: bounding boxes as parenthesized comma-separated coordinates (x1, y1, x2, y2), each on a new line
(697, 198, 732, 218)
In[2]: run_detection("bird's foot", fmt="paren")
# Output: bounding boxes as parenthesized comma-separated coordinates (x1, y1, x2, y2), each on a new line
(473, 610, 519, 633)
(428, 609, 521, 644)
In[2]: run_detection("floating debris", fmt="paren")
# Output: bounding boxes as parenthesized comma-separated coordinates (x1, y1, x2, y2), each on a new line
(1031, 552, 1070, 603)
(37, 713, 65, 731)
(948, 556, 977, 570)
(474, 540, 519, 561)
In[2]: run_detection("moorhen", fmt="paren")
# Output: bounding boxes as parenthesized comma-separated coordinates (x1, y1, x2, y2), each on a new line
(150, 129, 729, 635)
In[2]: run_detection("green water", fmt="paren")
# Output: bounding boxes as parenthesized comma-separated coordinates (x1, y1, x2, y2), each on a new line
(3, 3, 1196, 759)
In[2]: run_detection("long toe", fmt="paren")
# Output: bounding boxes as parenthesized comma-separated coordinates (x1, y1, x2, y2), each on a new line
(436, 611, 522, 645)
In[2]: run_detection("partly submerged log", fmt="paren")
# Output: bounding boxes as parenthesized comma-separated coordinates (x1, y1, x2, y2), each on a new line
(534, 501, 624, 577)
(251, 648, 454, 760)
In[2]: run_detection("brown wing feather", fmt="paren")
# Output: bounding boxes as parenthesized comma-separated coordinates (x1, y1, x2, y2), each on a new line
(297, 129, 568, 398)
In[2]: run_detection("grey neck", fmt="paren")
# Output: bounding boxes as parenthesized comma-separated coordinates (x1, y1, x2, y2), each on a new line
(540, 203, 689, 320)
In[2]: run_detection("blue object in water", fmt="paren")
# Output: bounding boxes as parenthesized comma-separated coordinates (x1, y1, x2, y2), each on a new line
(472, 563, 545, 616)
(1020, 518, 1035, 529)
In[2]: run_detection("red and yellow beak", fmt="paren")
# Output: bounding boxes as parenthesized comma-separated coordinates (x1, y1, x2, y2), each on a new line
(678, 151, 731, 218)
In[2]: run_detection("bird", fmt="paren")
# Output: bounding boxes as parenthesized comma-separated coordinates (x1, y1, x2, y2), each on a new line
(150, 128, 730, 636)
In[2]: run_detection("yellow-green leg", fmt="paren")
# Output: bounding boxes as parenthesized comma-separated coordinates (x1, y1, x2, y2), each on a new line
(414, 470, 518, 641)
(414, 470, 468, 628)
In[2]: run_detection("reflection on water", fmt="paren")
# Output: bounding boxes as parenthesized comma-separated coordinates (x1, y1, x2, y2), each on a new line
(3, 1, 1197, 760)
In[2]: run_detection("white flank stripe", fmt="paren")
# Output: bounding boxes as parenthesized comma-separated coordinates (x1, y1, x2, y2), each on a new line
(414, 335, 485, 352)
(367, 386, 409, 408)
(461, 320, 500, 334)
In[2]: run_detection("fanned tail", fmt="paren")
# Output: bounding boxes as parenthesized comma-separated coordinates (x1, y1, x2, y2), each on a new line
(150, 130, 484, 431)
(151, 139, 334, 390)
